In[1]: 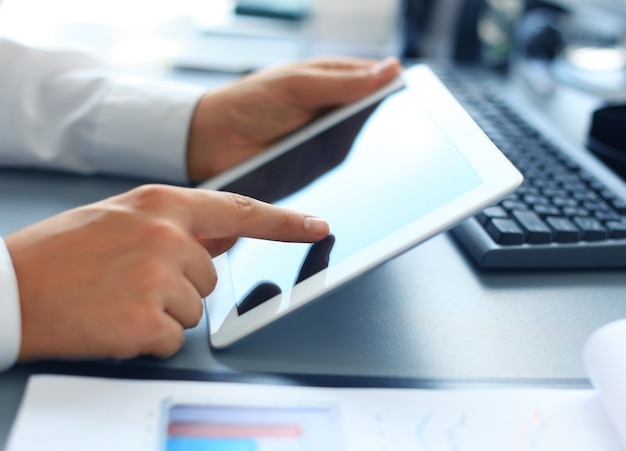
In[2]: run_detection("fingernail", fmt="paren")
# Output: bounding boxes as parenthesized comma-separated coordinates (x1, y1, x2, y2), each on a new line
(371, 57, 397, 77)
(303, 217, 329, 235)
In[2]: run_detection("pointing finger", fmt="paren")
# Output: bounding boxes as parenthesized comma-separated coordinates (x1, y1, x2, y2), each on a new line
(117, 185, 329, 244)
(189, 190, 330, 242)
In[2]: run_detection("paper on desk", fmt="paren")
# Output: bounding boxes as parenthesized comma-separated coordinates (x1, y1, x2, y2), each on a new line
(584, 318, 626, 448)
(6, 374, 623, 451)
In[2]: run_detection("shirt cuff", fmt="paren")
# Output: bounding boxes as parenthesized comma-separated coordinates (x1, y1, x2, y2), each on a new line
(0, 237, 21, 371)
(88, 77, 205, 184)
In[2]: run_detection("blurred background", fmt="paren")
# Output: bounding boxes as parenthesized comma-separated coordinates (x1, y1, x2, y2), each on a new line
(0, 0, 401, 77)
(0, 0, 625, 106)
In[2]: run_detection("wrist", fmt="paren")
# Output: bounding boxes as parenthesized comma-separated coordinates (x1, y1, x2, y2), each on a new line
(186, 90, 257, 182)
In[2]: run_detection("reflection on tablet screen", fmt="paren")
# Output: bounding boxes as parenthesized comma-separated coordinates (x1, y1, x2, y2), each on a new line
(220, 86, 482, 312)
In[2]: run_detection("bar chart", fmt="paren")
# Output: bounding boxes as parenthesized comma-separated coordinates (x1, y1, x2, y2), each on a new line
(164, 401, 344, 451)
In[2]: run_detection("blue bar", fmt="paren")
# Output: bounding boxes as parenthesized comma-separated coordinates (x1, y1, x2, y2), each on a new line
(165, 438, 258, 451)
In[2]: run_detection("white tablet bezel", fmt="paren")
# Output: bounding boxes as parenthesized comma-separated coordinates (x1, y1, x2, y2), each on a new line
(199, 64, 523, 349)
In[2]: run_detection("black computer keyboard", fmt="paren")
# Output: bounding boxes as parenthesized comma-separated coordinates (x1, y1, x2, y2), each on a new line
(433, 66, 626, 269)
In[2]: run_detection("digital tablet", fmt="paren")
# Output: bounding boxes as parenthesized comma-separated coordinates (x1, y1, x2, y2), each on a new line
(199, 64, 523, 349)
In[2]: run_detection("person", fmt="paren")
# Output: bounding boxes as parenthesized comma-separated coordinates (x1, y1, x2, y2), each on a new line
(0, 36, 402, 371)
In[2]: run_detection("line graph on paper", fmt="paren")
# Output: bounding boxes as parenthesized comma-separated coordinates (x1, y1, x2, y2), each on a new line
(383, 388, 625, 451)
(409, 409, 549, 451)
(510, 410, 547, 451)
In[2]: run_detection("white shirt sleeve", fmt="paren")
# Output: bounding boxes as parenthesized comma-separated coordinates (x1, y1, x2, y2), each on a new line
(0, 38, 209, 370)
(0, 37, 206, 183)
(0, 237, 21, 372)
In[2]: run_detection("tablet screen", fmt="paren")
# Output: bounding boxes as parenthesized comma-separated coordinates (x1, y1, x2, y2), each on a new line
(220, 84, 481, 312)
(202, 64, 522, 347)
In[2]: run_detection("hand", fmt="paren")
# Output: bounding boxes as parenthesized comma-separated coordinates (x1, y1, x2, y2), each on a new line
(4, 185, 329, 362)
(186, 56, 402, 181)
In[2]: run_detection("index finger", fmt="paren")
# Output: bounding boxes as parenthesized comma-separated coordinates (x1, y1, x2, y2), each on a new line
(186, 190, 330, 243)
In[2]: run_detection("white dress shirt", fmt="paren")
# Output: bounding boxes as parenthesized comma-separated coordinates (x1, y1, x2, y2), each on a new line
(0, 36, 207, 370)
(0, 238, 20, 371)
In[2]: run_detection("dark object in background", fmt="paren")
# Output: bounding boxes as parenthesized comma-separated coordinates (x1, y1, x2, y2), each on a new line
(451, 0, 567, 71)
(452, 0, 485, 64)
(514, 6, 565, 62)
(401, 0, 436, 59)
(234, 0, 309, 21)
(588, 104, 626, 182)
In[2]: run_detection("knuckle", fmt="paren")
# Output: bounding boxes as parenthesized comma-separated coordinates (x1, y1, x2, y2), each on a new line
(137, 310, 183, 356)
(145, 219, 188, 247)
(227, 192, 255, 219)
(187, 245, 218, 298)
(105, 293, 187, 359)
(202, 263, 218, 297)
(276, 209, 298, 232)
(130, 183, 169, 201)
(207, 271, 218, 296)
(159, 329, 186, 358)
(188, 299, 205, 327)
(132, 260, 172, 288)
(109, 344, 140, 359)
(130, 303, 168, 337)
(128, 184, 178, 211)
(107, 312, 162, 358)
(143, 319, 186, 358)
(130, 219, 191, 258)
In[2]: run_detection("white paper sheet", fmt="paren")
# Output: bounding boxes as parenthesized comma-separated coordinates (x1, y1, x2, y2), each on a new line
(584, 319, 626, 448)
(7, 374, 624, 451)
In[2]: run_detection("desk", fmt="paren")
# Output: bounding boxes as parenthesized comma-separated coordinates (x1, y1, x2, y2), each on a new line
(2, 2, 625, 447)
(2, 165, 626, 449)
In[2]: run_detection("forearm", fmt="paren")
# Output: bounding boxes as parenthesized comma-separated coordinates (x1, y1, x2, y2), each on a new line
(0, 37, 205, 183)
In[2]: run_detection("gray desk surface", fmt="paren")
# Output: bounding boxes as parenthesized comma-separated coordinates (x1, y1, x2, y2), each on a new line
(1, 166, 626, 448)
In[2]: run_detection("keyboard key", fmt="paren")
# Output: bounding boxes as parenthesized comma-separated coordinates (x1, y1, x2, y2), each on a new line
(610, 199, 626, 215)
(572, 191, 598, 202)
(512, 211, 552, 243)
(502, 200, 529, 211)
(476, 206, 509, 225)
(584, 201, 610, 212)
(596, 211, 622, 222)
(516, 186, 540, 195)
(523, 195, 550, 206)
(542, 188, 568, 198)
(573, 217, 607, 241)
(606, 221, 626, 239)
(546, 217, 580, 243)
(486, 218, 525, 245)
(533, 204, 561, 217)
(562, 207, 590, 218)
(553, 197, 578, 208)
